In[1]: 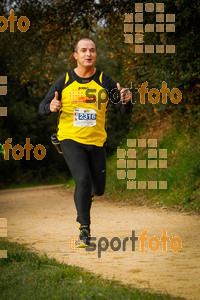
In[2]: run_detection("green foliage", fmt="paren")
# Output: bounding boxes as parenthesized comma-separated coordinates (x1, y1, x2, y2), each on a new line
(106, 108, 200, 211)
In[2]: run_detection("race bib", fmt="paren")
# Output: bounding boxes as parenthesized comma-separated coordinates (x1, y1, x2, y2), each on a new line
(73, 108, 96, 127)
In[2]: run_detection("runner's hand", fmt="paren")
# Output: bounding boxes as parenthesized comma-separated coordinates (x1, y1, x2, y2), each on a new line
(117, 83, 131, 104)
(50, 91, 62, 112)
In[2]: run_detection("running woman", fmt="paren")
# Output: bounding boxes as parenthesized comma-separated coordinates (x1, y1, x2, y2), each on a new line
(39, 38, 132, 247)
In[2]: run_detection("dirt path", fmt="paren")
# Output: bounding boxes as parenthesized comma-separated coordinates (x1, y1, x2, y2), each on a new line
(0, 185, 199, 299)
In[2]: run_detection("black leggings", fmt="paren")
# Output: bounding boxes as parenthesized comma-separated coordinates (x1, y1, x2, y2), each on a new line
(61, 139, 106, 225)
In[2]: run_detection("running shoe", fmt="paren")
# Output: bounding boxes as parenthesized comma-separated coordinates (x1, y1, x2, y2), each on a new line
(77, 224, 91, 248)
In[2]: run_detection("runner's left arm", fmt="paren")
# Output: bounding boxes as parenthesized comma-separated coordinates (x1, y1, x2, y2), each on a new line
(102, 73, 132, 114)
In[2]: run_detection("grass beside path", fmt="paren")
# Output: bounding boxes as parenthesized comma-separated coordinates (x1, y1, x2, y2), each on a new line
(106, 109, 200, 212)
(0, 239, 177, 300)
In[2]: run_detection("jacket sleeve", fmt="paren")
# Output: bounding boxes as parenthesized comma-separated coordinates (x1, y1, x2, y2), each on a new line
(102, 73, 133, 115)
(38, 74, 66, 115)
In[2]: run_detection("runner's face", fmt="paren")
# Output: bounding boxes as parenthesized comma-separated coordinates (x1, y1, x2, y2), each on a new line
(74, 40, 97, 68)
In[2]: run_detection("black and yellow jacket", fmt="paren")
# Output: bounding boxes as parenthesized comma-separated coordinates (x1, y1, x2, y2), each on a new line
(39, 69, 132, 147)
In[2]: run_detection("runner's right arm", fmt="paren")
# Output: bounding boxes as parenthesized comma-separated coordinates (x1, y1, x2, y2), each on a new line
(38, 74, 66, 115)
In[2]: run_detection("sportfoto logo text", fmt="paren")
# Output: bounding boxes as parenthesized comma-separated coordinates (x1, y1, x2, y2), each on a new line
(0, 9, 30, 32)
(69, 230, 182, 258)
(85, 81, 182, 110)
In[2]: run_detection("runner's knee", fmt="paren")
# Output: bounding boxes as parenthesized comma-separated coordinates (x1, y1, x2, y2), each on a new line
(76, 177, 91, 191)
